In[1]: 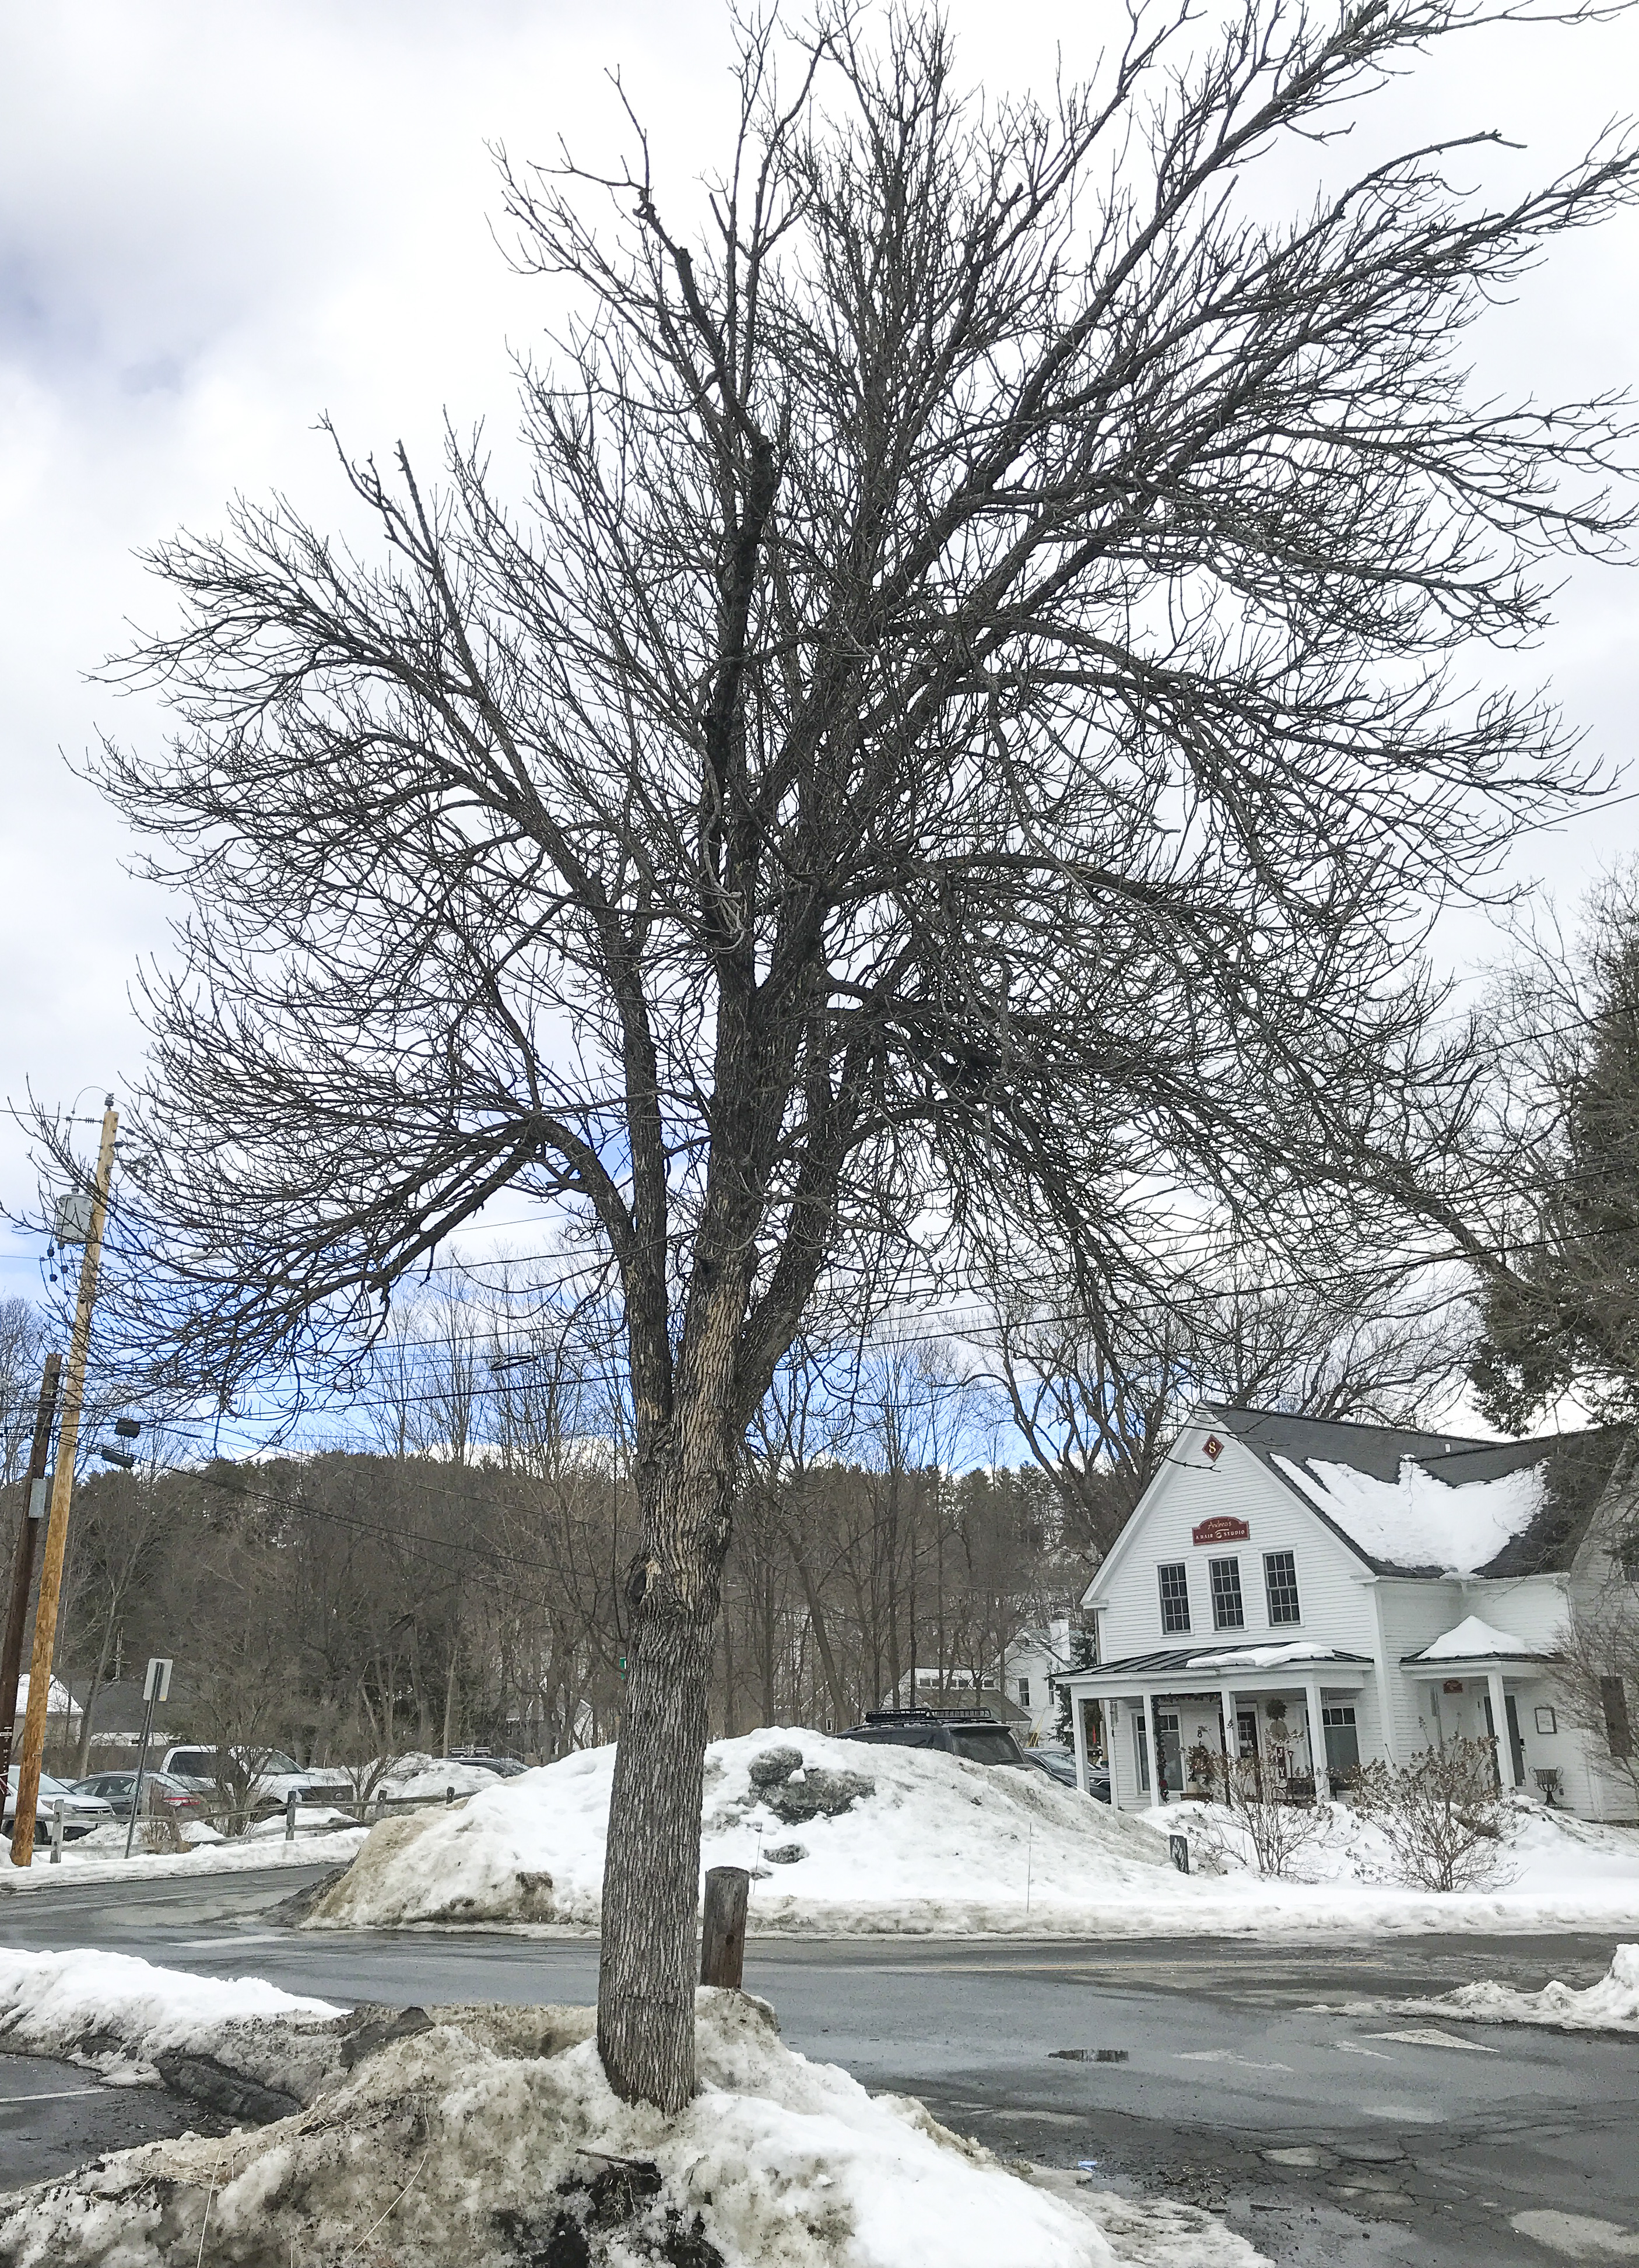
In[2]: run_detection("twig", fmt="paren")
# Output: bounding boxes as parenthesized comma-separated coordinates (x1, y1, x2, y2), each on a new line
(338, 2146, 431, 2263)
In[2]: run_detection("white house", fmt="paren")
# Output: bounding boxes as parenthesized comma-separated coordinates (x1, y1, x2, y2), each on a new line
(1055, 1403, 1636, 1821)
(1002, 1619, 1081, 1743)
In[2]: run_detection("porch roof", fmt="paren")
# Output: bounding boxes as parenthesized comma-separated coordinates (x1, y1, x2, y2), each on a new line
(1404, 1614, 1539, 1667)
(1059, 1643, 1373, 1688)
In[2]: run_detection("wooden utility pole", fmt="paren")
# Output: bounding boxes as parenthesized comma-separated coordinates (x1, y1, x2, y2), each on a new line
(11, 1100, 117, 1867)
(0, 1352, 64, 1792)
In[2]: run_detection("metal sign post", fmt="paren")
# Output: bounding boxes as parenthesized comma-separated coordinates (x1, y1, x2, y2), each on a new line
(122, 1656, 172, 1861)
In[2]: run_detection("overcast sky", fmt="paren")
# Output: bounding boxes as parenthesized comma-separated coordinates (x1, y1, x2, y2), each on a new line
(2, 1, 1637, 1407)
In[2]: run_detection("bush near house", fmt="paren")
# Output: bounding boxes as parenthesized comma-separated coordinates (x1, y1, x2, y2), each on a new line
(1351, 1735, 1509, 1892)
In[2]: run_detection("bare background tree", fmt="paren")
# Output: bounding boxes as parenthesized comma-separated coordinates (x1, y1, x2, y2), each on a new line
(0, 1298, 52, 1487)
(32, 2, 1639, 2106)
(989, 1255, 1469, 1552)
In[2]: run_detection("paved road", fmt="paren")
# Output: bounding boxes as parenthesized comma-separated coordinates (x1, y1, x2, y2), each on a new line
(2, 1865, 1635, 2265)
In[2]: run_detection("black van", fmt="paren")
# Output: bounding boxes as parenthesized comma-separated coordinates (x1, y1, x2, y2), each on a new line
(836, 1708, 1030, 1769)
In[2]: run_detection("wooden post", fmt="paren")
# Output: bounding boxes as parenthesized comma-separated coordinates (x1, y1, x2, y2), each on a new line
(12, 1103, 118, 1867)
(0, 1353, 63, 1793)
(700, 1865, 750, 1989)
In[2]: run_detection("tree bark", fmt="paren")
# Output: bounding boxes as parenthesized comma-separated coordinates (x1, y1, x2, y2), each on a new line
(596, 1587, 717, 2111)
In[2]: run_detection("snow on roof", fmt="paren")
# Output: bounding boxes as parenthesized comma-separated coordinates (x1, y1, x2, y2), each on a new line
(1272, 1452, 1545, 1574)
(13, 1675, 78, 1721)
(1184, 1640, 1339, 1672)
(1412, 1615, 1538, 1662)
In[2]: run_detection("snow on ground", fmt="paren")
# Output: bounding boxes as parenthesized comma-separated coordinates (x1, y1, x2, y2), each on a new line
(0, 1956, 1268, 2268)
(304, 1727, 1639, 1940)
(1138, 1788, 1639, 1897)
(374, 1750, 510, 1800)
(1322, 1943, 1639, 2035)
(0, 1948, 343, 2086)
(0, 1823, 367, 1893)
(310, 1728, 1174, 1933)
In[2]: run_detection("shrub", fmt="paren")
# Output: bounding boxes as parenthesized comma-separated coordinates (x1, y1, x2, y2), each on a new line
(1350, 1735, 1510, 1892)
(1184, 1742, 1331, 1880)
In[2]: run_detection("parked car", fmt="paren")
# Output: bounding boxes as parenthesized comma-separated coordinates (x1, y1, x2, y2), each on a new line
(72, 1770, 208, 1825)
(1023, 1746, 1112, 1802)
(159, 1746, 354, 1814)
(2, 1770, 115, 1841)
(1024, 1747, 1079, 1788)
(836, 1709, 1031, 1769)
(450, 1750, 529, 1779)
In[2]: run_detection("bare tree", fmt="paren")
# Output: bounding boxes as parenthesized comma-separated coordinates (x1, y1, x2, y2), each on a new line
(990, 1257, 1468, 1559)
(0, 1298, 52, 1487)
(53, 5, 1639, 2105)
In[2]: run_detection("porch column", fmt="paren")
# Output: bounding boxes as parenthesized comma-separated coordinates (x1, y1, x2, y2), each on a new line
(1303, 1676, 1332, 1801)
(1486, 1667, 1518, 1787)
(1069, 1682, 1090, 1796)
(1107, 1701, 1124, 1812)
(1142, 1687, 1164, 1805)
(1218, 1686, 1237, 1796)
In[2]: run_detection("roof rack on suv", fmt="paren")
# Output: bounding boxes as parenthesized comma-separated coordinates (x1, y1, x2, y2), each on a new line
(862, 1707, 999, 1726)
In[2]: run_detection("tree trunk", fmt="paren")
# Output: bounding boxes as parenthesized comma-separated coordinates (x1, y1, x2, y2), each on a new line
(596, 1596, 715, 2111)
(75, 1621, 118, 1778)
(596, 1416, 732, 2112)
(441, 1637, 458, 1759)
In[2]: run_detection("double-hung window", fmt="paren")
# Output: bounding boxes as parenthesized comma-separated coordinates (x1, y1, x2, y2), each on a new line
(1209, 1556, 1245, 1631)
(1158, 1561, 1191, 1634)
(1263, 1550, 1301, 1626)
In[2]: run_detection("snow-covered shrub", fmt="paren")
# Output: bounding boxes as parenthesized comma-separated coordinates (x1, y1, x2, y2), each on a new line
(1350, 1735, 1511, 1891)
(1184, 1743, 1331, 1878)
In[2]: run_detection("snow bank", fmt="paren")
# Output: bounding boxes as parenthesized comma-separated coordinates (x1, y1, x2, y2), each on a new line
(0, 1961, 1269, 2268)
(0, 1824, 366, 1893)
(374, 1751, 508, 1800)
(1335, 1943, 1639, 2034)
(304, 1728, 1639, 1940)
(0, 1948, 342, 2086)
(309, 1728, 1173, 1932)
(1273, 1452, 1541, 1573)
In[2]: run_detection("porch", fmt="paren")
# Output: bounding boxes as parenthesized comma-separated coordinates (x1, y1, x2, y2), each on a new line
(1058, 1645, 1377, 1809)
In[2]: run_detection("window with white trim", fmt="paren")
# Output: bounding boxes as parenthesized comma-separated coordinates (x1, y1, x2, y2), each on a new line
(1263, 1550, 1301, 1626)
(1209, 1556, 1245, 1630)
(1158, 1562, 1191, 1634)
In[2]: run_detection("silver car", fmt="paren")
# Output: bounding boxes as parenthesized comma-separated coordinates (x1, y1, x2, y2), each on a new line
(3, 1769, 115, 1841)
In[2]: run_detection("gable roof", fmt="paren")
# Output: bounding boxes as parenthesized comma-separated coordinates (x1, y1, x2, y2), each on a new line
(1201, 1406, 1631, 1579)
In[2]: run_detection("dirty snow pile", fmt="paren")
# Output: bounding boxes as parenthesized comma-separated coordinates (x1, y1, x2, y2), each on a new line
(1336, 1942, 1639, 2035)
(0, 1955, 1269, 2268)
(0, 1948, 343, 2096)
(308, 1728, 1173, 1933)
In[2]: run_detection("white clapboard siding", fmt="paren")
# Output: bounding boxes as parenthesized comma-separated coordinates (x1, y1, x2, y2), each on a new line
(1090, 1428, 1380, 1665)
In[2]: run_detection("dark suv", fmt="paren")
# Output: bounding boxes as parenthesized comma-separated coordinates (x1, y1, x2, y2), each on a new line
(836, 1708, 1030, 1768)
